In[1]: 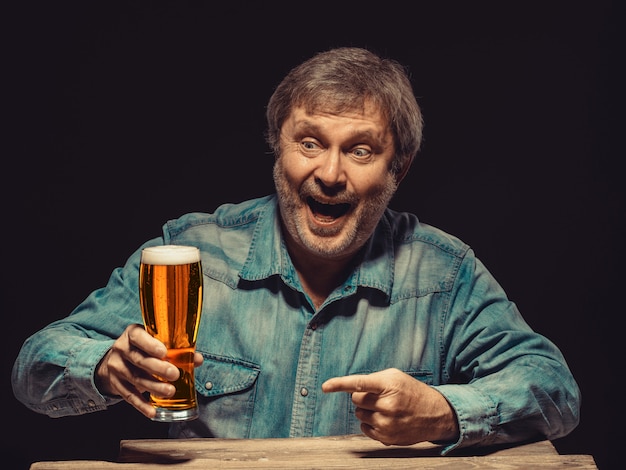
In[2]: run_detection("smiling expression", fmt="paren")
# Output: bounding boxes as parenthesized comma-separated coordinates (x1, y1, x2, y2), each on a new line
(273, 103, 399, 263)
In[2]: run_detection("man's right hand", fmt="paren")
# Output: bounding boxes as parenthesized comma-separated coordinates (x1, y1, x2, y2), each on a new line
(95, 324, 200, 419)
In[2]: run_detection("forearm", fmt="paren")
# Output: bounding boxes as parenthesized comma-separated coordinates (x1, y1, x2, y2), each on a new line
(434, 357, 580, 453)
(12, 325, 121, 417)
(439, 254, 581, 451)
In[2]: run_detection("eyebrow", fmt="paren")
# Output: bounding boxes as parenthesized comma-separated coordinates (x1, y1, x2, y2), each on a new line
(292, 120, 389, 147)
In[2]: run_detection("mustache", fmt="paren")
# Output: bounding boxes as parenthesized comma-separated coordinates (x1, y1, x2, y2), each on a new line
(298, 180, 359, 205)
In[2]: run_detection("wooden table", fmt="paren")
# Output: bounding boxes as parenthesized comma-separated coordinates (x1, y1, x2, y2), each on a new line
(30, 434, 597, 469)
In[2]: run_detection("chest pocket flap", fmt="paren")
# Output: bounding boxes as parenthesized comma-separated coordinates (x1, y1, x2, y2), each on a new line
(195, 353, 260, 397)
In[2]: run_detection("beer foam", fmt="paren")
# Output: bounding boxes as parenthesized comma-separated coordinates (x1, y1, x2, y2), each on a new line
(141, 245, 200, 265)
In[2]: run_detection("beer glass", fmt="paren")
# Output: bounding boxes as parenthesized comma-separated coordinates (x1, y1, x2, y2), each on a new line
(139, 245, 203, 422)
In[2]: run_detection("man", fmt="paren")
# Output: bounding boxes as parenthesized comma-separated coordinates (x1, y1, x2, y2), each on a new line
(12, 47, 580, 452)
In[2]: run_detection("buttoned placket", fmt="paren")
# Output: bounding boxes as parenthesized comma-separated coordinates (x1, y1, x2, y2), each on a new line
(288, 274, 358, 437)
(288, 316, 323, 437)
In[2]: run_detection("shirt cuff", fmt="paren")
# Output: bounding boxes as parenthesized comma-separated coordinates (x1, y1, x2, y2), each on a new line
(432, 383, 499, 454)
(65, 337, 123, 410)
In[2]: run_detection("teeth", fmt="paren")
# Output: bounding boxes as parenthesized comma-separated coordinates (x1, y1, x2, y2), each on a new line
(313, 212, 336, 223)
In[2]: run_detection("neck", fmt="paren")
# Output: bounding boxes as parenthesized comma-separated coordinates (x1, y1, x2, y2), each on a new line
(283, 233, 356, 310)
(295, 255, 353, 310)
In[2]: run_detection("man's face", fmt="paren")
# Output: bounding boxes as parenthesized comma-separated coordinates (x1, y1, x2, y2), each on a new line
(273, 103, 398, 262)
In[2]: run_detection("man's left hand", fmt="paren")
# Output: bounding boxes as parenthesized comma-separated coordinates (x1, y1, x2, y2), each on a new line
(322, 368, 459, 446)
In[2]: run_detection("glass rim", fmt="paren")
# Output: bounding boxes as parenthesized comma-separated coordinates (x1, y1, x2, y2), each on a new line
(141, 245, 201, 265)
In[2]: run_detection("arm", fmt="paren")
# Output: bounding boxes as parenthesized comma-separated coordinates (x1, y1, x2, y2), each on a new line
(323, 251, 580, 452)
(11, 242, 194, 418)
(433, 254, 580, 451)
(428, 252, 580, 446)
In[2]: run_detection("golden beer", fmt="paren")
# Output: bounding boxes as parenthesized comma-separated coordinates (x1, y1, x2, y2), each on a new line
(139, 245, 203, 422)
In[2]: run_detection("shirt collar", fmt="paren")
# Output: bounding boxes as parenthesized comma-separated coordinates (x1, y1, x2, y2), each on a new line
(239, 196, 285, 281)
(239, 196, 394, 299)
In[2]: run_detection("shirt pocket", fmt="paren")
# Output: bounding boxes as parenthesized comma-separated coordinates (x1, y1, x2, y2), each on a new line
(194, 353, 261, 438)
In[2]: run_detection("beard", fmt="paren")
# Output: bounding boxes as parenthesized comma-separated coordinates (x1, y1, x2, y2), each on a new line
(273, 158, 398, 259)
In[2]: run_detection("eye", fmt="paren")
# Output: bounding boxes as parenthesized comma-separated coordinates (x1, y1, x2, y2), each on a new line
(300, 139, 323, 155)
(350, 146, 373, 159)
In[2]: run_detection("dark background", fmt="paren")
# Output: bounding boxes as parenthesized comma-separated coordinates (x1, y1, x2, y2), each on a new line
(3, 2, 621, 469)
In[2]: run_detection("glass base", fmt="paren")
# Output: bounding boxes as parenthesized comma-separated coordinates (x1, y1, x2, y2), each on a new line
(151, 406, 199, 422)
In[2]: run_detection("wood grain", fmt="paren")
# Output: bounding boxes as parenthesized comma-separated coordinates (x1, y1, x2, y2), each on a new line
(29, 434, 597, 469)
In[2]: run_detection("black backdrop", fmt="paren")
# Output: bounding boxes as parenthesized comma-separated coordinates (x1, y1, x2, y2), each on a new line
(3, 2, 621, 469)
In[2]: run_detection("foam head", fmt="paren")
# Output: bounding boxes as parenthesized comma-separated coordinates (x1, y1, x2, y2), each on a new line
(141, 245, 201, 265)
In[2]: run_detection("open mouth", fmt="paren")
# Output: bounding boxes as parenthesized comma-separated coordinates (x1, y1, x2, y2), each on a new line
(307, 197, 351, 222)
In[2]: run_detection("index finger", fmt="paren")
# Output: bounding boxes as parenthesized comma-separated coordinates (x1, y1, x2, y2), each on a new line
(322, 374, 385, 395)
(126, 324, 167, 358)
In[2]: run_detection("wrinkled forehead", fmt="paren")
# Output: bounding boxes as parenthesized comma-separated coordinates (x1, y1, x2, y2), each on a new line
(298, 94, 390, 126)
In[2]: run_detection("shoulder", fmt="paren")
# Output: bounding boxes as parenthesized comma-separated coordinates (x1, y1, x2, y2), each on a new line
(382, 208, 474, 298)
(159, 196, 277, 284)
(384, 208, 469, 259)
(165, 195, 275, 238)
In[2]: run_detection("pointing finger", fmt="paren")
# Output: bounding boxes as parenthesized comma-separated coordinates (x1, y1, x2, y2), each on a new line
(322, 374, 385, 395)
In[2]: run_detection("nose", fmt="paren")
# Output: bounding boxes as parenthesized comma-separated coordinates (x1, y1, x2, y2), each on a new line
(313, 148, 346, 189)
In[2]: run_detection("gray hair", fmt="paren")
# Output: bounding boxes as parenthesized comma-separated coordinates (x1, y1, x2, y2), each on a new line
(265, 47, 423, 176)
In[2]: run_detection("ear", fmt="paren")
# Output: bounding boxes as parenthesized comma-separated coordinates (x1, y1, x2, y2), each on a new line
(394, 154, 415, 184)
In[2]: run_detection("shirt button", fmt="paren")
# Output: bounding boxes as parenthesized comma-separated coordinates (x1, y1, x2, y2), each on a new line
(300, 387, 309, 397)
(87, 400, 96, 407)
(205, 381, 213, 390)
(310, 323, 317, 330)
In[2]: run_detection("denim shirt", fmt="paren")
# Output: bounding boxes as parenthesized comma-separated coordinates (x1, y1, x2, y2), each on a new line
(12, 195, 580, 452)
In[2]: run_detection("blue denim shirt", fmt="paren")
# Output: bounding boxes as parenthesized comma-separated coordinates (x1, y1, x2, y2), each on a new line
(12, 195, 580, 452)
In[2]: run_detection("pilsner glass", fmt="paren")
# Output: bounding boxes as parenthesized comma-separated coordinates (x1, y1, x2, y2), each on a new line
(139, 245, 203, 422)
